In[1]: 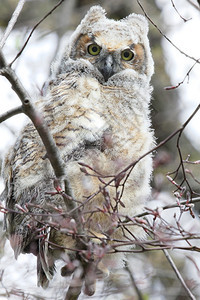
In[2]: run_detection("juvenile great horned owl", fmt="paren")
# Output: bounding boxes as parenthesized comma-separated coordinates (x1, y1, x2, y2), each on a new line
(2, 6, 154, 288)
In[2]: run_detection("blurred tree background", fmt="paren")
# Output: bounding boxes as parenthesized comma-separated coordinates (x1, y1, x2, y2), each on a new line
(0, 0, 200, 299)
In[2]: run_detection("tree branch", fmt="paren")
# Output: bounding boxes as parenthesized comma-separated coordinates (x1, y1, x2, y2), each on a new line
(163, 249, 196, 300)
(165, 60, 199, 90)
(170, 0, 191, 22)
(9, 0, 66, 66)
(0, 0, 26, 49)
(125, 263, 145, 300)
(0, 106, 23, 123)
(136, 0, 200, 64)
(186, 0, 200, 10)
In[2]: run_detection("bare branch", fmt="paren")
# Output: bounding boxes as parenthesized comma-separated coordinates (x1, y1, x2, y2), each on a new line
(0, 0, 26, 49)
(0, 106, 23, 123)
(171, 0, 192, 22)
(125, 263, 145, 300)
(136, 0, 200, 64)
(163, 249, 196, 300)
(129, 196, 200, 220)
(2, 195, 200, 224)
(165, 60, 199, 90)
(9, 0, 66, 66)
(186, 0, 200, 10)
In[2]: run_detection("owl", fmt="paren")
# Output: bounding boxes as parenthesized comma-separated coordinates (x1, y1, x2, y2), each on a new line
(1, 5, 154, 292)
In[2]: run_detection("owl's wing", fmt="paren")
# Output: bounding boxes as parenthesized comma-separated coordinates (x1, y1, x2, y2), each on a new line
(2, 157, 56, 287)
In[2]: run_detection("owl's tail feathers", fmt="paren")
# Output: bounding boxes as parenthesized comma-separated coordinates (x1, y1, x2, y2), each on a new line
(37, 255, 55, 288)
(37, 228, 55, 288)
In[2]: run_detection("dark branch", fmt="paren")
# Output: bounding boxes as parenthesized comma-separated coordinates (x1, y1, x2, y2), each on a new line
(136, 0, 200, 64)
(170, 0, 192, 22)
(165, 60, 199, 90)
(9, 0, 66, 66)
(187, 0, 200, 10)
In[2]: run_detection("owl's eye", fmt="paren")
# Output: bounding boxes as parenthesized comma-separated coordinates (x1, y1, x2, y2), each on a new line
(87, 44, 101, 56)
(121, 49, 134, 61)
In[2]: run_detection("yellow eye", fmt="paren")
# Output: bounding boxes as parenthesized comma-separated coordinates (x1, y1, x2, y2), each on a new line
(121, 49, 134, 61)
(88, 44, 101, 56)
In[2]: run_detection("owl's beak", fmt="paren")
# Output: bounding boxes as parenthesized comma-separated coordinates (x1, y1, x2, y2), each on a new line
(99, 55, 114, 81)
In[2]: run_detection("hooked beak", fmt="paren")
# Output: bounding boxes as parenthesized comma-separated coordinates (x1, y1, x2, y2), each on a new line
(99, 55, 114, 81)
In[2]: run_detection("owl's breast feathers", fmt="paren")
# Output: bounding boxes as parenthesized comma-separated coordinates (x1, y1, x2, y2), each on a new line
(3, 70, 153, 205)
(47, 70, 152, 157)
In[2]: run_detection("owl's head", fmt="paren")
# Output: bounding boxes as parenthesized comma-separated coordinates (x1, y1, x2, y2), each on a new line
(61, 6, 154, 83)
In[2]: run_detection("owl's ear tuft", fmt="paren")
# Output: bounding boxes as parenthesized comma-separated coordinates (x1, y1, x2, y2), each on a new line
(81, 5, 106, 26)
(124, 13, 149, 34)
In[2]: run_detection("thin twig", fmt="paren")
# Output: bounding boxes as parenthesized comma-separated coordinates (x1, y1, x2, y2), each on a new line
(177, 141, 191, 190)
(2, 195, 200, 223)
(136, 0, 200, 64)
(186, 0, 200, 10)
(163, 249, 196, 299)
(123, 196, 200, 221)
(0, 106, 23, 123)
(125, 263, 145, 300)
(9, 0, 66, 66)
(165, 60, 199, 90)
(0, 0, 26, 49)
(170, 0, 191, 22)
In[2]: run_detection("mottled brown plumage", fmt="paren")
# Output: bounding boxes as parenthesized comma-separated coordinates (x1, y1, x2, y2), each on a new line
(1, 6, 154, 287)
